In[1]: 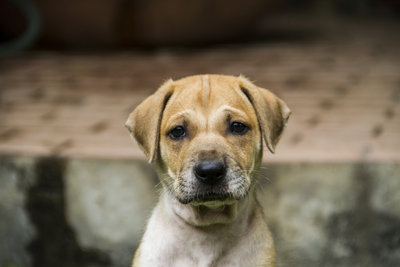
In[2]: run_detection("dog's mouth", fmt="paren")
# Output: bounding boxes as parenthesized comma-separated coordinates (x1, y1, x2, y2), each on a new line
(178, 192, 238, 205)
(190, 199, 237, 211)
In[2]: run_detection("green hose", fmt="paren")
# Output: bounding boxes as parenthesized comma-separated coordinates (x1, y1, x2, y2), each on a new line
(0, 0, 41, 57)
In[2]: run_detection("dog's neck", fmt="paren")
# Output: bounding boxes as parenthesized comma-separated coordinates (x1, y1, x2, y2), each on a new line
(139, 189, 271, 266)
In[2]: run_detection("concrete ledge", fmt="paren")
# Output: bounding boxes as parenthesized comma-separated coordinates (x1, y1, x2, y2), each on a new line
(1, 155, 399, 267)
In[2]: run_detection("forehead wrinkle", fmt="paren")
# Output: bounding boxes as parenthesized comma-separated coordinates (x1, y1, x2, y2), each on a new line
(164, 109, 193, 128)
(202, 75, 211, 110)
(216, 105, 250, 120)
(201, 75, 212, 131)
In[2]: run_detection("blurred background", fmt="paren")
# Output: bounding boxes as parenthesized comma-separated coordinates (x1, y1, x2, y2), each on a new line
(0, 0, 399, 266)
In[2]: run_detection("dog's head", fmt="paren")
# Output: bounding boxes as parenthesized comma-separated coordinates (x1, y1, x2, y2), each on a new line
(126, 75, 290, 207)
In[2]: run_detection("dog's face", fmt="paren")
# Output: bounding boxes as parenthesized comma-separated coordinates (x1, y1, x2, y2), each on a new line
(159, 76, 262, 205)
(126, 75, 290, 207)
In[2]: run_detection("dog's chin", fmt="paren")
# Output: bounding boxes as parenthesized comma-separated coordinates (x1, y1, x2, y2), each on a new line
(171, 185, 249, 226)
(174, 193, 243, 226)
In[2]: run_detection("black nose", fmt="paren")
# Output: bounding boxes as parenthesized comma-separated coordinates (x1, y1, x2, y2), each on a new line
(194, 160, 226, 185)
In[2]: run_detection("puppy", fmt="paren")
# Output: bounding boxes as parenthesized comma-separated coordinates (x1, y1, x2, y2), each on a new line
(126, 74, 290, 267)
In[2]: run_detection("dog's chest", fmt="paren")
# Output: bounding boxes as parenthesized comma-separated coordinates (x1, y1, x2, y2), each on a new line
(139, 214, 250, 267)
(141, 228, 260, 267)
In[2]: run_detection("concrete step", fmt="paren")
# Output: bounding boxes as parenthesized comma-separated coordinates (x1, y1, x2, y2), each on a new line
(1, 156, 399, 267)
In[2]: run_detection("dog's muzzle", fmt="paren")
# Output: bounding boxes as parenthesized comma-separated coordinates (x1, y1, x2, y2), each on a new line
(175, 156, 248, 205)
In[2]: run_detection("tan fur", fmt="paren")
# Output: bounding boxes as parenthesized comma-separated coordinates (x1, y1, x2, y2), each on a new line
(126, 74, 290, 267)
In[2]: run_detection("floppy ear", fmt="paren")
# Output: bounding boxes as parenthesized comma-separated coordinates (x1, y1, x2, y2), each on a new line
(125, 79, 174, 163)
(239, 76, 291, 153)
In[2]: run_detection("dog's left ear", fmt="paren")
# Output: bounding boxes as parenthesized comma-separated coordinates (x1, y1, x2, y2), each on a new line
(239, 76, 291, 153)
(125, 79, 174, 163)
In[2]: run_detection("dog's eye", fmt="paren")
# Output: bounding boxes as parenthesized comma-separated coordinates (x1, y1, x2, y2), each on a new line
(168, 126, 186, 140)
(230, 122, 249, 135)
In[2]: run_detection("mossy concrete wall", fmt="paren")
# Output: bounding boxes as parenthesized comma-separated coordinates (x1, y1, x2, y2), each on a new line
(1, 156, 399, 267)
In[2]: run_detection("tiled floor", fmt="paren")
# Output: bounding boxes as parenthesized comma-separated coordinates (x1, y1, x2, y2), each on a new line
(1, 19, 399, 162)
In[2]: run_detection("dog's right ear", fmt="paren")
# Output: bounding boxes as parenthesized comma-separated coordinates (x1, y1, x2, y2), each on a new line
(125, 79, 174, 163)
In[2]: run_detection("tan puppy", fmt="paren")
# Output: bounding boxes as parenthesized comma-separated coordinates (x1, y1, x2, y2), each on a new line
(126, 74, 290, 267)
